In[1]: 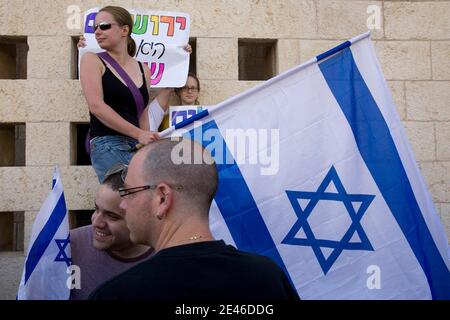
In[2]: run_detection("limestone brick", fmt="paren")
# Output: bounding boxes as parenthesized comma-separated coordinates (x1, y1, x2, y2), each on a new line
(406, 81, 450, 121)
(197, 38, 238, 80)
(27, 80, 88, 122)
(385, 2, 450, 40)
(0, 80, 28, 122)
(403, 121, 436, 161)
(0, 166, 52, 212)
(316, 0, 383, 39)
(0, 166, 98, 212)
(24, 210, 38, 254)
(299, 40, 341, 63)
(26, 122, 71, 166)
(27, 36, 71, 79)
(199, 80, 262, 105)
(133, 0, 317, 38)
(277, 39, 301, 74)
(60, 165, 98, 211)
(436, 122, 450, 161)
(431, 42, 450, 80)
(373, 41, 431, 80)
(0, 252, 24, 300)
(440, 203, 450, 241)
(387, 81, 406, 120)
(419, 161, 450, 203)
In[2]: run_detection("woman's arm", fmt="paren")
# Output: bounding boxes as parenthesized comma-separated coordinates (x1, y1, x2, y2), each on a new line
(155, 88, 173, 112)
(141, 65, 171, 130)
(80, 53, 158, 144)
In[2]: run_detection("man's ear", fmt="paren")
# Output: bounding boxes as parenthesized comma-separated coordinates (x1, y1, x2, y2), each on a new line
(155, 184, 173, 218)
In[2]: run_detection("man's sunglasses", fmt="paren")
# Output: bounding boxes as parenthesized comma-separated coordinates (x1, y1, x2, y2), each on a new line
(94, 22, 118, 31)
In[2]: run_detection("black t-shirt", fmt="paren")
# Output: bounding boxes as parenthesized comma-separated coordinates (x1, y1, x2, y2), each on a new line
(90, 59, 150, 138)
(89, 240, 300, 300)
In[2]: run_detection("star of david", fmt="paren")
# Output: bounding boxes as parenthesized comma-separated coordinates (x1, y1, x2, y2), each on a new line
(282, 166, 375, 274)
(54, 235, 71, 267)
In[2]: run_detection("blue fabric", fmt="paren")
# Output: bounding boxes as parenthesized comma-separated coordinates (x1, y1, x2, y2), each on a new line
(24, 191, 67, 284)
(90, 135, 138, 183)
(319, 47, 450, 299)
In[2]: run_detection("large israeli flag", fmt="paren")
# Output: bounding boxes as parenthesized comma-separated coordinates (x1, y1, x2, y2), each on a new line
(164, 32, 450, 299)
(17, 167, 71, 300)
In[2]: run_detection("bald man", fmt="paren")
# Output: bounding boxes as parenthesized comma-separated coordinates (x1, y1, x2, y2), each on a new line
(89, 138, 299, 300)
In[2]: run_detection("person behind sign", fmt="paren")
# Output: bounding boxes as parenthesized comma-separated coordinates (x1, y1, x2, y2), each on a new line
(89, 138, 300, 300)
(80, 5, 161, 183)
(158, 72, 201, 130)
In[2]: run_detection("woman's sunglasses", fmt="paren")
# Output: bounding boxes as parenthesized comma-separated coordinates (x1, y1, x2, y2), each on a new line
(94, 22, 118, 31)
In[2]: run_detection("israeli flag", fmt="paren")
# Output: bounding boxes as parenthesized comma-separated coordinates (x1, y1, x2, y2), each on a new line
(163, 32, 450, 299)
(17, 167, 71, 300)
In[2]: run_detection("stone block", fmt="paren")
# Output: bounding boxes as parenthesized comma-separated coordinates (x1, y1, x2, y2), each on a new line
(299, 40, 341, 63)
(373, 41, 431, 80)
(317, 0, 383, 39)
(385, 2, 450, 40)
(197, 38, 238, 80)
(419, 161, 450, 203)
(436, 122, 450, 161)
(277, 39, 301, 74)
(200, 80, 262, 105)
(406, 81, 450, 121)
(27, 36, 71, 79)
(431, 42, 450, 80)
(26, 122, 71, 166)
(387, 81, 406, 120)
(403, 121, 435, 161)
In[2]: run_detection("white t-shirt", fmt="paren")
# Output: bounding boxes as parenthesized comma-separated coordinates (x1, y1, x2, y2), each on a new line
(147, 98, 165, 131)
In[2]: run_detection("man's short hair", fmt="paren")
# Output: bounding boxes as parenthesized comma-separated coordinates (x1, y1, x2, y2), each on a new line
(141, 138, 218, 212)
(102, 163, 127, 191)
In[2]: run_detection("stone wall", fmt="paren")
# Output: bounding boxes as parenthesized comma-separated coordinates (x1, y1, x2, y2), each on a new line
(0, 0, 449, 299)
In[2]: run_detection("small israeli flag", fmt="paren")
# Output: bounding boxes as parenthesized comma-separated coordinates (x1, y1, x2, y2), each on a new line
(17, 167, 71, 300)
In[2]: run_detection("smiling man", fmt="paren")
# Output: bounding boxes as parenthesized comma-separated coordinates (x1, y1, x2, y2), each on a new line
(69, 164, 153, 300)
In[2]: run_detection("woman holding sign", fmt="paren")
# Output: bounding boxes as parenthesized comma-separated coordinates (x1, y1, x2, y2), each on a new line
(80, 6, 156, 183)
(80, 6, 191, 183)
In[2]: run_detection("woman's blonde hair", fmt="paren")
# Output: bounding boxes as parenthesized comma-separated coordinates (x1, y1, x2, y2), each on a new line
(99, 6, 136, 57)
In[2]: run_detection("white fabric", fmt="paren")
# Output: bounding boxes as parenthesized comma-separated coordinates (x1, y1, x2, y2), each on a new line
(147, 98, 166, 131)
(165, 33, 450, 300)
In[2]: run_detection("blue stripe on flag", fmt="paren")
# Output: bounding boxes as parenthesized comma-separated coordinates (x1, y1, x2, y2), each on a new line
(175, 109, 209, 129)
(24, 191, 67, 284)
(316, 41, 351, 62)
(187, 121, 295, 287)
(318, 47, 450, 299)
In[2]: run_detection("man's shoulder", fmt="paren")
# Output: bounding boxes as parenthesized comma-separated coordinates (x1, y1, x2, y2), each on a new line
(226, 245, 279, 265)
(70, 225, 93, 246)
(70, 224, 92, 237)
(89, 259, 155, 300)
